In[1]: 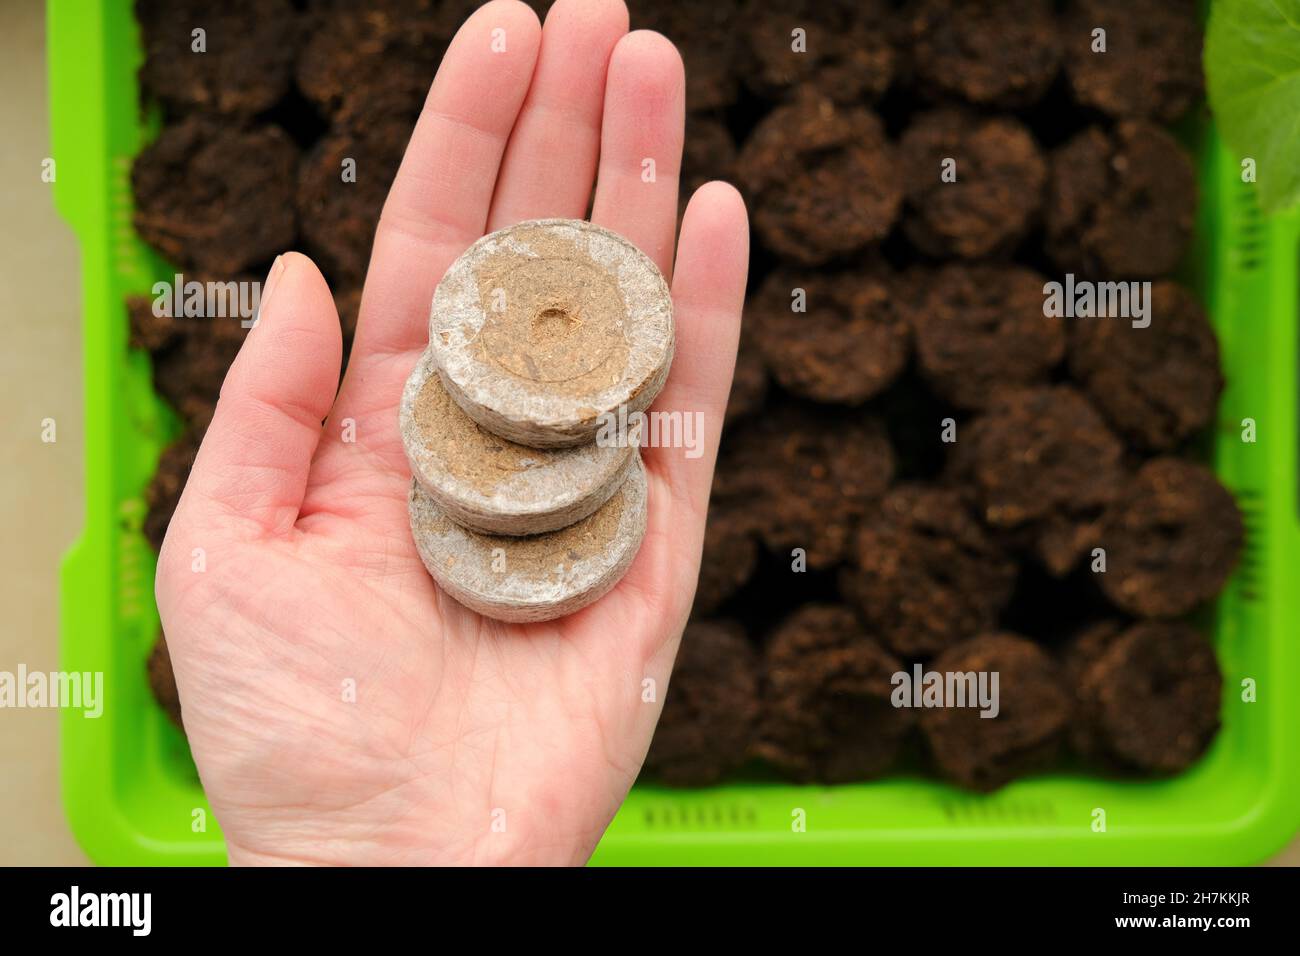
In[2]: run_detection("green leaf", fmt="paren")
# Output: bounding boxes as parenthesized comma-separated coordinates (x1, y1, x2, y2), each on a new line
(1205, 0, 1300, 213)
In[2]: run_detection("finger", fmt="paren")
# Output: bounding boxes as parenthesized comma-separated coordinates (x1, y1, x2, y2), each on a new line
(590, 30, 684, 279)
(486, 0, 628, 229)
(171, 253, 343, 540)
(349, 0, 542, 363)
(648, 182, 749, 513)
(615, 183, 747, 625)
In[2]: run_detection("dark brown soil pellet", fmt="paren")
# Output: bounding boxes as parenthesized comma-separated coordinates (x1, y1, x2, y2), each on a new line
(1046, 122, 1197, 279)
(898, 109, 1046, 260)
(147, 633, 184, 730)
(951, 390, 1123, 574)
(1098, 459, 1244, 618)
(743, 0, 896, 105)
(713, 407, 895, 569)
(841, 484, 1018, 659)
(127, 293, 177, 353)
(947, 385, 1127, 576)
(144, 431, 201, 553)
(735, 94, 902, 266)
(949, 385, 1125, 533)
(1068, 281, 1223, 452)
(151, 327, 245, 428)
(756, 604, 914, 783)
(1062, 0, 1203, 123)
(296, 0, 440, 125)
(1066, 619, 1222, 774)
(910, 263, 1064, 411)
(694, 504, 760, 616)
(297, 117, 410, 288)
(644, 620, 759, 786)
(902, 0, 1061, 108)
(127, 273, 259, 354)
(920, 633, 1071, 791)
(135, 0, 301, 117)
(748, 265, 911, 405)
(132, 117, 298, 275)
(724, 325, 768, 427)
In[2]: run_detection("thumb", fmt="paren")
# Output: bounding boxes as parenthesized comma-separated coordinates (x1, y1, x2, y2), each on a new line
(167, 252, 343, 544)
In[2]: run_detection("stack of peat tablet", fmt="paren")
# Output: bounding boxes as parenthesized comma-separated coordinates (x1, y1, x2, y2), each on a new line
(400, 219, 674, 622)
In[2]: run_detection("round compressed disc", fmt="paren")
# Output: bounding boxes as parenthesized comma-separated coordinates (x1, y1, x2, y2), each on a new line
(408, 454, 649, 623)
(428, 218, 674, 448)
(399, 348, 638, 536)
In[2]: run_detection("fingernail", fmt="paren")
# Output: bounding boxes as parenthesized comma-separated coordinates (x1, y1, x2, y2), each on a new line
(250, 254, 286, 329)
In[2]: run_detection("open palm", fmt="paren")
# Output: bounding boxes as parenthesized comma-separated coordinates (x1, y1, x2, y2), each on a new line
(154, 0, 748, 866)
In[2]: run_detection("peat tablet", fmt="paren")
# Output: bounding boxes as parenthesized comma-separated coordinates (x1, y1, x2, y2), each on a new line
(1066, 619, 1222, 774)
(428, 219, 674, 448)
(644, 619, 760, 787)
(408, 454, 648, 623)
(399, 349, 637, 536)
(756, 604, 914, 783)
(920, 633, 1071, 791)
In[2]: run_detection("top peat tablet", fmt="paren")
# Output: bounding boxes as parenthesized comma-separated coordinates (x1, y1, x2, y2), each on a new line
(428, 218, 675, 448)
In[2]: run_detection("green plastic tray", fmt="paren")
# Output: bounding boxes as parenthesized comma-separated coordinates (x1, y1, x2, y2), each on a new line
(52, 0, 1300, 865)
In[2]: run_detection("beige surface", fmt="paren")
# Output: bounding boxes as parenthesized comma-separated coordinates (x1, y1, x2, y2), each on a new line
(0, 0, 90, 865)
(0, 2, 1294, 868)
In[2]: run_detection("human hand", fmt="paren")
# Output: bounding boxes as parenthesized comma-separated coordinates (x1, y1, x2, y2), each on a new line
(154, 0, 749, 866)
